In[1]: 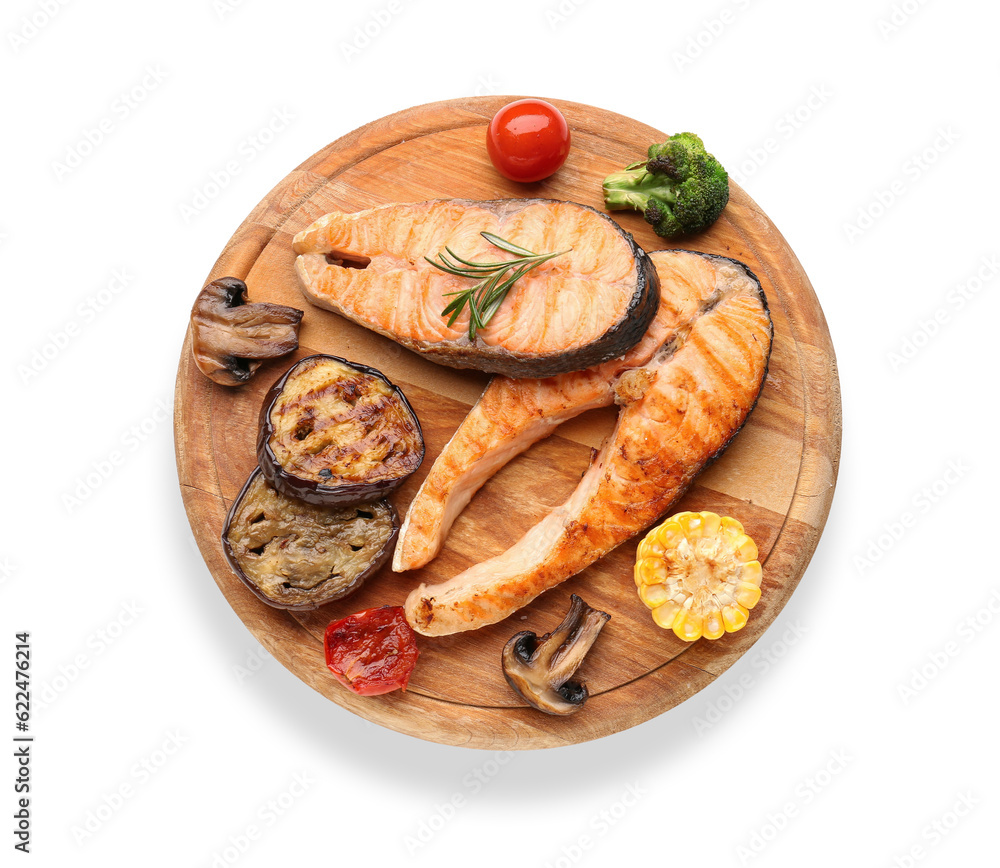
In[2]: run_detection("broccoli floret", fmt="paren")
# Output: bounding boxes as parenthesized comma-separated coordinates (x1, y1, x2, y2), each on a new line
(602, 132, 730, 238)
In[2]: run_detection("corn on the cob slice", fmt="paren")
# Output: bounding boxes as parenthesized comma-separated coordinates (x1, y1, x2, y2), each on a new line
(634, 511, 763, 642)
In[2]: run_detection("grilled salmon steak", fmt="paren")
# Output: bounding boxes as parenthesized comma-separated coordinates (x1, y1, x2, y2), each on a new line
(292, 199, 659, 378)
(393, 249, 729, 573)
(402, 251, 772, 636)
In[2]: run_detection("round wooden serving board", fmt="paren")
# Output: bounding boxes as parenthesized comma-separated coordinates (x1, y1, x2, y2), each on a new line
(174, 96, 841, 749)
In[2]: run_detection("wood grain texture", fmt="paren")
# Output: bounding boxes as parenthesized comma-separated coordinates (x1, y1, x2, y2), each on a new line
(174, 96, 842, 749)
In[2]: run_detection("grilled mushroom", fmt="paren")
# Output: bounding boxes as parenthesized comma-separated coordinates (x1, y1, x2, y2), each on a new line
(501, 595, 611, 715)
(191, 276, 303, 386)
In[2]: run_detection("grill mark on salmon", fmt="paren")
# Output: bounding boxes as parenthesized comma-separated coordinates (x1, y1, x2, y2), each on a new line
(292, 199, 659, 378)
(401, 251, 773, 636)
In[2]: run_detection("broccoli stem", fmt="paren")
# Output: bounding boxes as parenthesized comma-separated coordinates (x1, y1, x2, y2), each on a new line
(601, 168, 678, 212)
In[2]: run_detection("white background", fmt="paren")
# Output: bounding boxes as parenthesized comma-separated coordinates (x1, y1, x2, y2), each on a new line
(3, 0, 997, 865)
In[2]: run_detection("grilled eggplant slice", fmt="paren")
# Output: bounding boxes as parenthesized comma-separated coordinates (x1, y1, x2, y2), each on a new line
(257, 355, 425, 506)
(222, 469, 398, 610)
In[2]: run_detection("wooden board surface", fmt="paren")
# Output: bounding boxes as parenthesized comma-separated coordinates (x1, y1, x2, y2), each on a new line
(174, 96, 842, 749)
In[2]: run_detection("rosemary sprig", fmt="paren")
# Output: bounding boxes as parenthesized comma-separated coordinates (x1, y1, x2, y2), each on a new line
(425, 231, 570, 341)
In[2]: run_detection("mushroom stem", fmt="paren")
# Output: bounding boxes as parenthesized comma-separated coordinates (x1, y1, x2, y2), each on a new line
(539, 596, 611, 685)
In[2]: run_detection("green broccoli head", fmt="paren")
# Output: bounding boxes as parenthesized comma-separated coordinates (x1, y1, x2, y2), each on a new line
(602, 132, 730, 238)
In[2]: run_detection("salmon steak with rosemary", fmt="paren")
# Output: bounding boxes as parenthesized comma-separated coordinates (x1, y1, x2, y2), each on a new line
(402, 250, 773, 636)
(292, 199, 659, 378)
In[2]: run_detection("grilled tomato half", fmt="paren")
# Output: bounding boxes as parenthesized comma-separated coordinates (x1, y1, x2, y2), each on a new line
(324, 606, 419, 695)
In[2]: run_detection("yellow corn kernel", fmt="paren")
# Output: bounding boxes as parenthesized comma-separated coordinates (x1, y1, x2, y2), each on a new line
(722, 604, 749, 632)
(639, 582, 671, 608)
(703, 610, 726, 640)
(699, 511, 722, 538)
(676, 511, 705, 537)
(634, 510, 764, 642)
(741, 560, 763, 587)
(674, 609, 704, 642)
(720, 516, 744, 535)
(634, 558, 668, 588)
(734, 581, 762, 609)
(641, 538, 666, 558)
(735, 534, 759, 562)
(639, 519, 684, 558)
(651, 599, 682, 630)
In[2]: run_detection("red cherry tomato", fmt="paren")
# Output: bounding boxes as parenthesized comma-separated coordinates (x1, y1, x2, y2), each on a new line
(323, 606, 419, 696)
(486, 98, 571, 183)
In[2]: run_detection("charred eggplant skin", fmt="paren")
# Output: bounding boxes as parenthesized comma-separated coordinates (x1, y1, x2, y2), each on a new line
(257, 355, 425, 507)
(221, 468, 399, 611)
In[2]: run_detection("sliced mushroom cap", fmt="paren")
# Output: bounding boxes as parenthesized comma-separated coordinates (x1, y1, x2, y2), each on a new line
(501, 594, 611, 715)
(191, 276, 303, 386)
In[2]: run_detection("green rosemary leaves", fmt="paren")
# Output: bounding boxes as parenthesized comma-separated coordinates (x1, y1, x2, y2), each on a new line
(426, 232, 569, 341)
